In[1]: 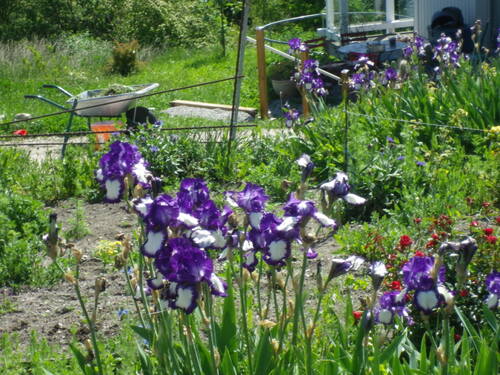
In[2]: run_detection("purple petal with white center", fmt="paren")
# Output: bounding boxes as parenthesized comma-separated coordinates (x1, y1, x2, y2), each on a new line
(132, 159, 151, 187)
(249, 211, 264, 230)
(243, 250, 258, 272)
(414, 288, 441, 314)
(486, 294, 498, 309)
(171, 284, 199, 314)
(402, 256, 435, 290)
(283, 194, 317, 218)
(177, 212, 199, 228)
(248, 228, 267, 249)
(209, 274, 227, 297)
(210, 229, 227, 249)
(485, 271, 500, 296)
(276, 216, 300, 233)
(190, 229, 216, 248)
(141, 229, 167, 258)
(103, 178, 124, 203)
(133, 196, 154, 218)
(147, 274, 164, 290)
(312, 212, 337, 228)
(177, 178, 210, 210)
(375, 308, 394, 325)
(263, 239, 291, 266)
(343, 193, 366, 205)
(305, 247, 318, 259)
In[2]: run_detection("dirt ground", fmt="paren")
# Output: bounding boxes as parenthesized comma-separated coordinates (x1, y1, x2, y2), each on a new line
(0, 198, 351, 351)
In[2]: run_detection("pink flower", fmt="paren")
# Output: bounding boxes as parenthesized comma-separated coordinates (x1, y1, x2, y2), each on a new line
(470, 221, 479, 227)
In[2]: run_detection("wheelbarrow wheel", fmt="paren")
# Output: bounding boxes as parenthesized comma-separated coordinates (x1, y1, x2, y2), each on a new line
(125, 106, 157, 132)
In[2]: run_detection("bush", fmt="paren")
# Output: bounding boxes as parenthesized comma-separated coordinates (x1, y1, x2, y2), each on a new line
(108, 40, 140, 76)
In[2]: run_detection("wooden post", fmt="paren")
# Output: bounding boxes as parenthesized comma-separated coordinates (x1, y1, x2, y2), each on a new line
(300, 51, 310, 118)
(255, 28, 269, 119)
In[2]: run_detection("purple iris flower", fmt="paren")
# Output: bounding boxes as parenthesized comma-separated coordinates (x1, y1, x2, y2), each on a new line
(95, 141, 152, 202)
(416, 161, 426, 166)
(375, 291, 411, 325)
(402, 256, 436, 290)
(326, 255, 365, 283)
(296, 154, 314, 182)
(384, 67, 398, 83)
(145, 194, 180, 229)
(282, 194, 317, 218)
(235, 183, 269, 213)
(320, 172, 366, 205)
(354, 55, 374, 69)
(485, 271, 500, 309)
(386, 136, 395, 143)
(369, 261, 387, 291)
(165, 239, 213, 284)
(283, 106, 300, 128)
(288, 38, 308, 52)
(403, 45, 413, 58)
(177, 178, 210, 210)
(496, 28, 500, 52)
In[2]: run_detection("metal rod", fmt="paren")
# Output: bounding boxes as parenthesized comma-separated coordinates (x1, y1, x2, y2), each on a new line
(341, 70, 350, 173)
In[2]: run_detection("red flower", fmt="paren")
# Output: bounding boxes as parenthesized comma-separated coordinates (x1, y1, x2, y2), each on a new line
(352, 311, 363, 320)
(426, 240, 437, 248)
(399, 235, 413, 248)
(431, 233, 439, 240)
(13, 129, 28, 136)
(454, 334, 461, 342)
(482, 202, 491, 208)
(414, 251, 425, 257)
(465, 197, 474, 206)
(496, 217, 500, 225)
(414, 218, 422, 224)
(459, 290, 468, 297)
(484, 228, 493, 235)
(390, 281, 402, 291)
(485, 235, 497, 244)
(470, 221, 479, 227)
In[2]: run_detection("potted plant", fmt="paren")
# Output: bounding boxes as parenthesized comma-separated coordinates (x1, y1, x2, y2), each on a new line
(267, 59, 299, 98)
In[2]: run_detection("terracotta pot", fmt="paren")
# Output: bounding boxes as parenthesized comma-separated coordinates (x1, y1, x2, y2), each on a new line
(271, 79, 299, 98)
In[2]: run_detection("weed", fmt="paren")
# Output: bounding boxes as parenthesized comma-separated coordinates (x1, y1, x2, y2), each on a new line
(63, 199, 90, 241)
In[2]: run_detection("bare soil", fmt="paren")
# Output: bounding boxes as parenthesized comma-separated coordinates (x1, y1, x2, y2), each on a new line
(0, 200, 346, 349)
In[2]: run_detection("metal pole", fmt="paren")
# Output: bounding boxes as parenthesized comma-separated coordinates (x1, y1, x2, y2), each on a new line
(61, 99, 79, 158)
(229, 0, 250, 140)
(341, 69, 350, 172)
(255, 28, 269, 119)
(386, 0, 395, 34)
(340, 0, 349, 35)
(227, 0, 251, 170)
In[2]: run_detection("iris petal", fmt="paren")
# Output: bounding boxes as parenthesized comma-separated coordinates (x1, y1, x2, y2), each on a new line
(141, 230, 167, 257)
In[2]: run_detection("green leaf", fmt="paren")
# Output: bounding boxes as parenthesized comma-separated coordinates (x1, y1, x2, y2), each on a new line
(42, 369, 56, 375)
(131, 325, 153, 345)
(69, 343, 93, 375)
(254, 330, 273, 375)
(473, 340, 496, 375)
(217, 268, 236, 353)
(454, 306, 480, 352)
(136, 342, 153, 375)
(221, 348, 238, 375)
(378, 332, 405, 364)
(482, 305, 498, 333)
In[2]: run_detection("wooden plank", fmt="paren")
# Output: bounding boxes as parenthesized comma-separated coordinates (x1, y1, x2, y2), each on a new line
(169, 100, 257, 115)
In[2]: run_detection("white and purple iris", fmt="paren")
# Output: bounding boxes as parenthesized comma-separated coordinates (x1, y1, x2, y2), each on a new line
(130, 178, 231, 314)
(288, 37, 308, 53)
(320, 172, 366, 206)
(95, 141, 152, 203)
(485, 271, 500, 310)
(401, 256, 448, 314)
(375, 291, 412, 325)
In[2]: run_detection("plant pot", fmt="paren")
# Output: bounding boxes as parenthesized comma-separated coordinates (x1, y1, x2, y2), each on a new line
(271, 79, 299, 98)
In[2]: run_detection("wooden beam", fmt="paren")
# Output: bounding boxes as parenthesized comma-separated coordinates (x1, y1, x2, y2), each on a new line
(169, 100, 257, 115)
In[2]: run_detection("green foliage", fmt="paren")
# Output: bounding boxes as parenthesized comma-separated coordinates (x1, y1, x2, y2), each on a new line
(109, 40, 140, 76)
(63, 199, 90, 241)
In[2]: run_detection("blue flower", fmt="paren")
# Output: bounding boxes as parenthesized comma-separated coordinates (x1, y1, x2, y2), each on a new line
(416, 161, 426, 166)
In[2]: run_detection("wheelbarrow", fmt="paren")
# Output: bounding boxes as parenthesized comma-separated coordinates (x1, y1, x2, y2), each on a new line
(24, 83, 159, 156)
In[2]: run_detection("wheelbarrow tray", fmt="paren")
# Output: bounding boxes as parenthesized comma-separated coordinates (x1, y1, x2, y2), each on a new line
(66, 83, 159, 117)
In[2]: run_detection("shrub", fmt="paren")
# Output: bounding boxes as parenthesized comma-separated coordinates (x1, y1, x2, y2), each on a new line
(108, 40, 140, 76)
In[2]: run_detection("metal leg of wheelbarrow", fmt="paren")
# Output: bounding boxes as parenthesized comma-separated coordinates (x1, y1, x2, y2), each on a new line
(61, 100, 79, 159)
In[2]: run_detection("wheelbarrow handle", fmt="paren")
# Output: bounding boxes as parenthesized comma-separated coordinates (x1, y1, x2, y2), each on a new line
(41, 84, 73, 97)
(24, 94, 68, 110)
